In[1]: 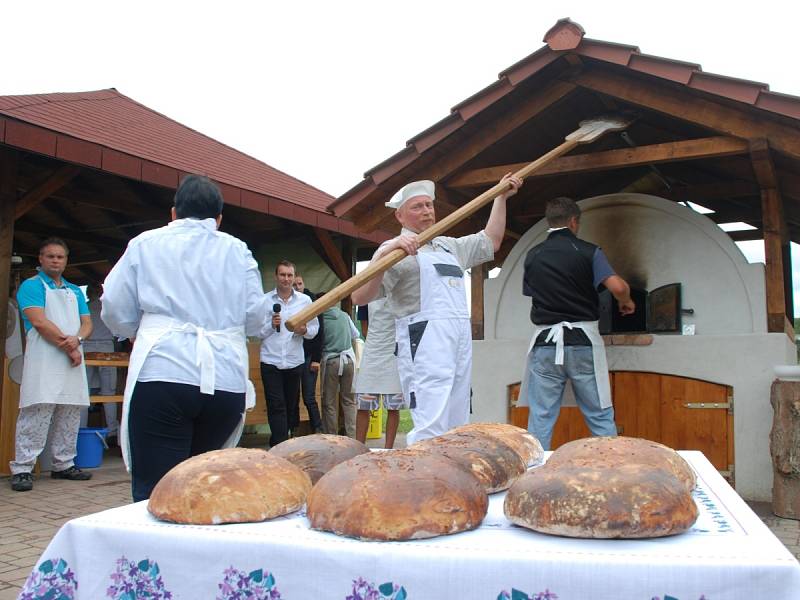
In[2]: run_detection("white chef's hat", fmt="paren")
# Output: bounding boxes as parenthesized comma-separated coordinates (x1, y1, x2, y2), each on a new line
(385, 180, 435, 209)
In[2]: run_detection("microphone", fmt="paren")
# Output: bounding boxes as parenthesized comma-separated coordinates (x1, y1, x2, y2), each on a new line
(273, 303, 281, 332)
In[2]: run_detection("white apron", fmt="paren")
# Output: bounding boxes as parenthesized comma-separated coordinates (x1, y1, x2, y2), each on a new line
(395, 244, 472, 445)
(353, 298, 402, 394)
(518, 320, 612, 409)
(119, 313, 256, 471)
(19, 278, 89, 408)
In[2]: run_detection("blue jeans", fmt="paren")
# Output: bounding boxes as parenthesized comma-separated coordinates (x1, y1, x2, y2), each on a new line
(526, 345, 617, 450)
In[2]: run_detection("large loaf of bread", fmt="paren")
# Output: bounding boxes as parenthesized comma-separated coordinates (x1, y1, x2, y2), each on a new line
(148, 448, 311, 525)
(504, 436, 698, 538)
(449, 422, 544, 467)
(413, 430, 526, 493)
(544, 436, 696, 491)
(307, 448, 488, 540)
(504, 463, 698, 538)
(269, 434, 370, 484)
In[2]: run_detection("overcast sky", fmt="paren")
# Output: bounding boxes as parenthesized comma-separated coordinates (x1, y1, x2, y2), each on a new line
(4, 0, 800, 310)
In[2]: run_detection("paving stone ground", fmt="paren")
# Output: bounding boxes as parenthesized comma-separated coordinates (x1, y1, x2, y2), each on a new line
(1, 439, 798, 599)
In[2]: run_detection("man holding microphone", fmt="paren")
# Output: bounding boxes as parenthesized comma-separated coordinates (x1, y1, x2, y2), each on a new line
(259, 260, 318, 446)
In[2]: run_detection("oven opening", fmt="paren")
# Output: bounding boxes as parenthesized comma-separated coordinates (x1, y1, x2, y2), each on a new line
(599, 283, 682, 334)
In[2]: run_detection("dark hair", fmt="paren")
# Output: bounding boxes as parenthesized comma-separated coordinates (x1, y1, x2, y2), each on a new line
(174, 174, 224, 219)
(39, 237, 69, 255)
(275, 260, 296, 274)
(545, 197, 581, 228)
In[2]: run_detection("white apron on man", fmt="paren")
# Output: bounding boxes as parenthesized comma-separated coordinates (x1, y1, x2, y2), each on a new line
(11, 279, 89, 473)
(353, 297, 402, 395)
(518, 319, 612, 410)
(395, 243, 472, 445)
(119, 313, 255, 471)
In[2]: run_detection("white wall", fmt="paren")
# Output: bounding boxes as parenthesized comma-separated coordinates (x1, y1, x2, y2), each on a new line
(485, 193, 766, 341)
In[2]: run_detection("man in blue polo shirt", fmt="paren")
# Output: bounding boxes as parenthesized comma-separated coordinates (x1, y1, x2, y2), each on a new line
(9, 237, 94, 492)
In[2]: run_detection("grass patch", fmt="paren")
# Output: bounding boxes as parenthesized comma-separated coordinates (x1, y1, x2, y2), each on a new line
(380, 408, 413, 434)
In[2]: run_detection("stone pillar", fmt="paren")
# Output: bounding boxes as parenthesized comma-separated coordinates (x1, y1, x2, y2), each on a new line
(770, 379, 800, 519)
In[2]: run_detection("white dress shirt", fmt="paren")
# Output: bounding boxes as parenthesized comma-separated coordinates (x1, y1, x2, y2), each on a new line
(259, 289, 319, 369)
(101, 218, 269, 393)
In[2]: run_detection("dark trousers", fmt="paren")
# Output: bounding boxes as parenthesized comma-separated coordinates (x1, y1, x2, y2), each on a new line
(300, 355, 323, 432)
(260, 363, 302, 447)
(128, 381, 245, 502)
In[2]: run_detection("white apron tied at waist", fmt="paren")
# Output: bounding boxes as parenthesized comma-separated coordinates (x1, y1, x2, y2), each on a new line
(322, 348, 356, 376)
(120, 313, 255, 471)
(519, 319, 612, 410)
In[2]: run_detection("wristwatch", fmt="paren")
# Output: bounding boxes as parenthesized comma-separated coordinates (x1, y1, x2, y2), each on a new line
(77, 336, 84, 345)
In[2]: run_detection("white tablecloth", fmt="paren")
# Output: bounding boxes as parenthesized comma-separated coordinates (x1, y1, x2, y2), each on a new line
(20, 452, 800, 600)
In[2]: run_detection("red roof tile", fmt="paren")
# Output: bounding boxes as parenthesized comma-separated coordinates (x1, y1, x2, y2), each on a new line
(0, 88, 335, 213)
(332, 18, 800, 216)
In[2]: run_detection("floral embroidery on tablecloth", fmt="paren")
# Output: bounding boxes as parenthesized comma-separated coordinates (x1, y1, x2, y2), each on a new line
(497, 590, 558, 600)
(106, 557, 172, 599)
(652, 596, 708, 600)
(19, 557, 78, 600)
(346, 577, 407, 600)
(216, 566, 282, 599)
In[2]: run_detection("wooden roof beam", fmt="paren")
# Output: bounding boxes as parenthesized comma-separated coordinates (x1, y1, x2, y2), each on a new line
(313, 228, 351, 282)
(660, 181, 760, 204)
(14, 164, 81, 220)
(447, 136, 748, 188)
(727, 229, 763, 241)
(14, 220, 127, 251)
(354, 80, 577, 231)
(571, 69, 800, 161)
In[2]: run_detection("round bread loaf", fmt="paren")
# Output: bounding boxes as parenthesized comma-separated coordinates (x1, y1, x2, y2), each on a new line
(449, 422, 544, 467)
(307, 448, 488, 540)
(148, 448, 311, 525)
(504, 463, 698, 538)
(414, 431, 526, 493)
(269, 434, 370, 484)
(546, 436, 696, 491)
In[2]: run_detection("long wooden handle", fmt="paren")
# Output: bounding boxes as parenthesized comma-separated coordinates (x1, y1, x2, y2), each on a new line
(285, 140, 579, 331)
(285, 115, 632, 331)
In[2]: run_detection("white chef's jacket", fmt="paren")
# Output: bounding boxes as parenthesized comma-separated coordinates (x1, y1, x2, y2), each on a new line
(101, 218, 269, 393)
(258, 289, 319, 369)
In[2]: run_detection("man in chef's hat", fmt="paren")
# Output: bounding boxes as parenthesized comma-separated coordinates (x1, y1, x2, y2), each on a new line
(352, 173, 522, 444)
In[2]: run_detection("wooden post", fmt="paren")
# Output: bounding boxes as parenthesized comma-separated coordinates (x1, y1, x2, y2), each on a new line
(762, 188, 788, 333)
(470, 264, 486, 340)
(341, 239, 353, 317)
(750, 140, 791, 336)
(782, 242, 794, 326)
(0, 148, 19, 474)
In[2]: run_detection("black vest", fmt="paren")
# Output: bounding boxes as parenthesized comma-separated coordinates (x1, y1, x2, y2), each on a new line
(523, 229, 600, 325)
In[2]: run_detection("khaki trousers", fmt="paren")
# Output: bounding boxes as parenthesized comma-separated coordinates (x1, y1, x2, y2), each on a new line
(320, 355, 356, 437)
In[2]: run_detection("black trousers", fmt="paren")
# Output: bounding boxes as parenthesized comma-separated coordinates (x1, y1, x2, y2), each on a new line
(300, 355, 323, 432)
(128, 380, 245, 502)
(260, 363, 302, 447)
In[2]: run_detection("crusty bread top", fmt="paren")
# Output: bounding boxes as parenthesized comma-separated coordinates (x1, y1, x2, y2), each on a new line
(148, 448, 311, 525)
(307, 448, 488, 541)
(504, 463, 698, 538)
(413, 431, 526, 493)
(449, 422, 544, 467)
(546, 436, 696, 491)
(269, 434, 370, 484)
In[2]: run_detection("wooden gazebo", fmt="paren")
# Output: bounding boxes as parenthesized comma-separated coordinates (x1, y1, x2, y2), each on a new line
(0, 88, 390, 469)
(329, 18, 800, 341)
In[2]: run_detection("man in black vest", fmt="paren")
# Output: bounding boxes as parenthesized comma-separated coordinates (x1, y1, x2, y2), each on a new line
(522, 197, 634, 450)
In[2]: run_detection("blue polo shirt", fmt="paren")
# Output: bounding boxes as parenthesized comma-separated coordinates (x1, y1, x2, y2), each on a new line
(16, 271, 89, 333)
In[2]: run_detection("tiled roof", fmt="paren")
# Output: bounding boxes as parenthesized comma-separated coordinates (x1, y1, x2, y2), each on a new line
(0, 88, 387, 240)
(331, 17, 800, 215)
